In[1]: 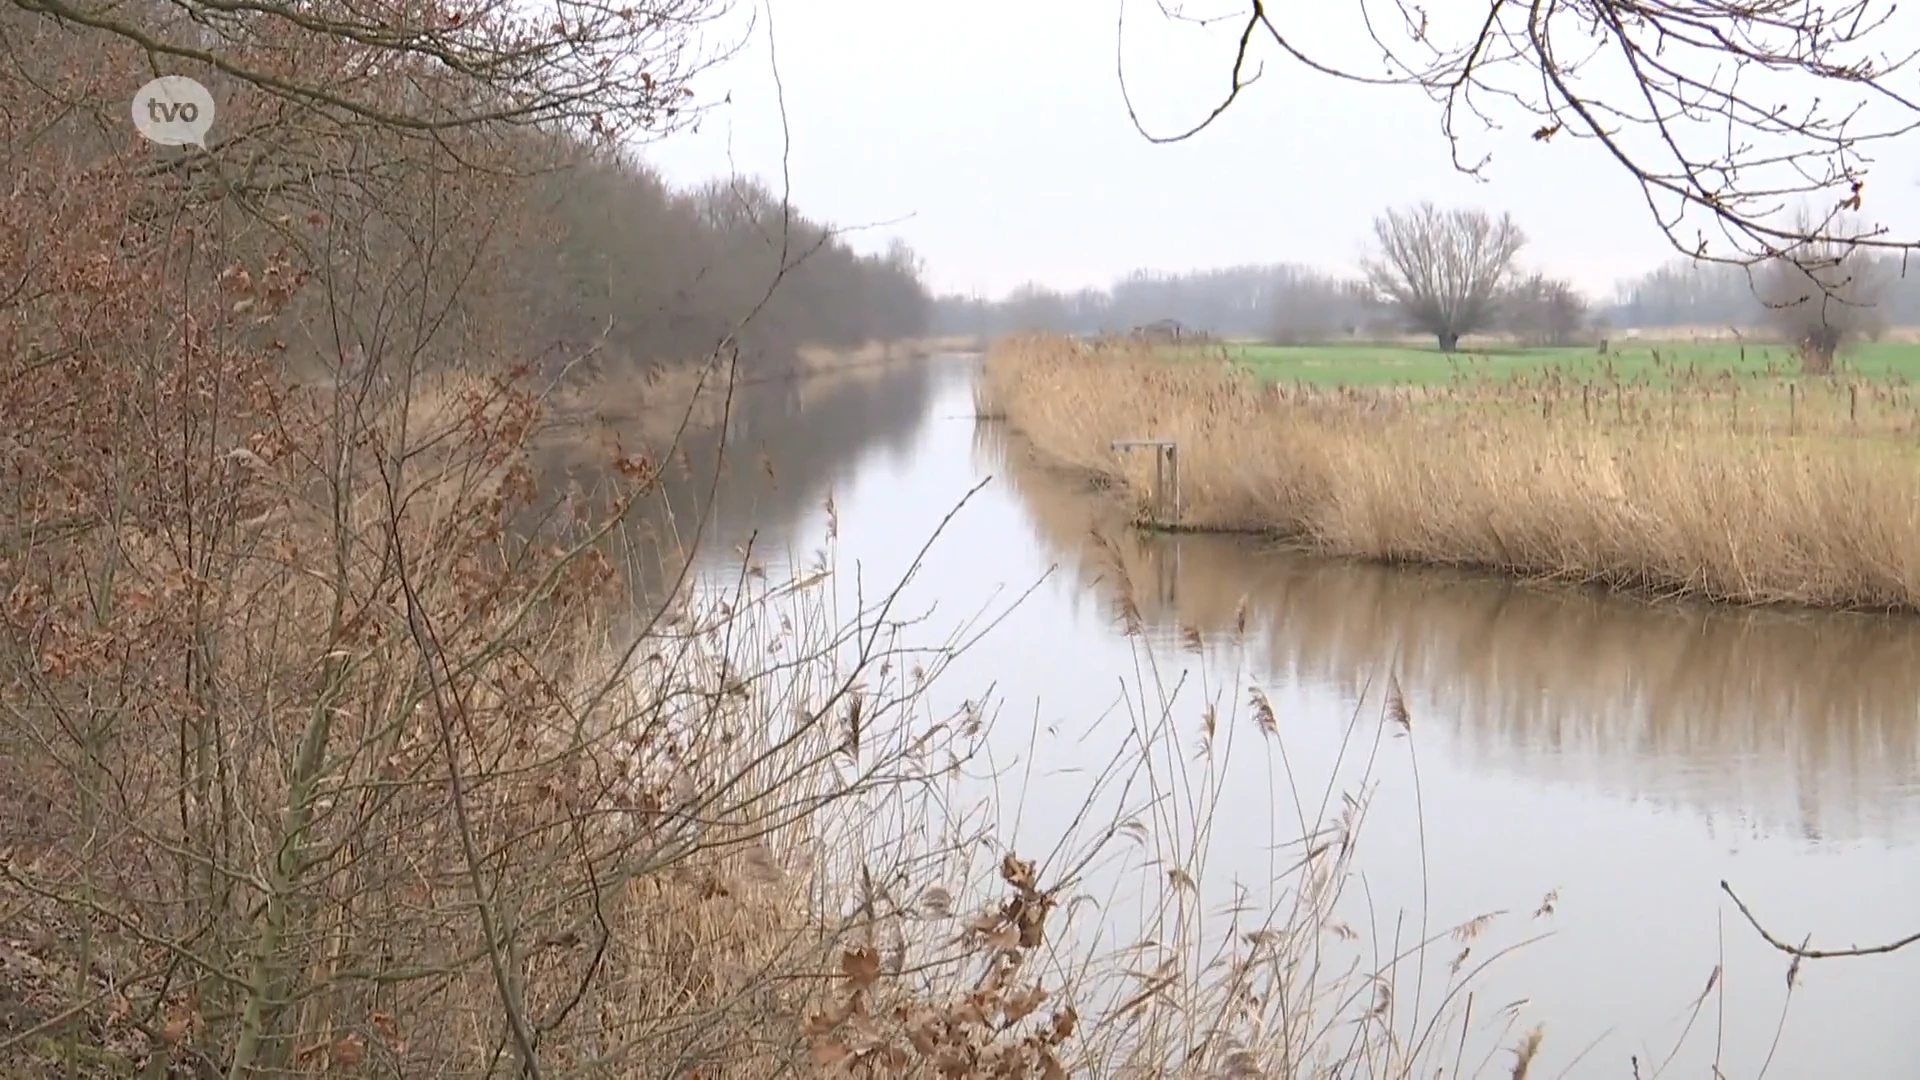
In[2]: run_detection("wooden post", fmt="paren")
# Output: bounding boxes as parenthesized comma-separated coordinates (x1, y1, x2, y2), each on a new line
(1850, 383, 1858, 429)
(1110, 438, 1181, 528)
(1165, 444, 1181, 524)
(1789, 382, 1797, 436)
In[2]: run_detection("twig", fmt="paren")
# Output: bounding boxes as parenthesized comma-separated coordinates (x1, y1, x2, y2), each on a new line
(1721, 879, 1920, 958)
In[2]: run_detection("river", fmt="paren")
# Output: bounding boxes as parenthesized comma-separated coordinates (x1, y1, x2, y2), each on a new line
(630, 352, 1920, 1078)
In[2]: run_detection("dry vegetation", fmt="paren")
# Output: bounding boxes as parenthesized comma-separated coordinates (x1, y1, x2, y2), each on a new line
(0, 347, 1558, 1077)
(0, 1, 1559, 1077)
(987, 436, 1920, 839)
(981, 334, 1920, 612)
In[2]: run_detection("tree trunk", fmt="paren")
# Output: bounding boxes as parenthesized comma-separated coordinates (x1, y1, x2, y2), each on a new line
(1799, 341, 1834, 375)
(1438, 330, 1460, 353)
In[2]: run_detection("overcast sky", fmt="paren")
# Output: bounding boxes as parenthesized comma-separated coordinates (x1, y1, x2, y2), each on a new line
(641, 0, 1920, 302)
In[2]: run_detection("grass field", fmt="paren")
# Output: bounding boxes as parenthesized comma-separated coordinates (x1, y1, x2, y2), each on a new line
(1197, 340, 1920, 387)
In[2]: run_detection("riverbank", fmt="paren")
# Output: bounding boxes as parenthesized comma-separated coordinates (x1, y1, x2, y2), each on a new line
(548, 337, 965, 449)
(981, 333, 1920, 612)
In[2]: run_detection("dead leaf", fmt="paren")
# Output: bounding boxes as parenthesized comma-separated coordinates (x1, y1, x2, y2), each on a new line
(999, 852, 1037, 892)
(840, 946, 881, 989)
(329, 1036, 365, 1068)
(1050, 1005, 1078, 1042)
(1003, 984, 1048, 1024)
(983, 924, 1022, 950)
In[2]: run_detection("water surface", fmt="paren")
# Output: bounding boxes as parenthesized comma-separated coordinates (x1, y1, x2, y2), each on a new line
(643, 354, 1920, 1078)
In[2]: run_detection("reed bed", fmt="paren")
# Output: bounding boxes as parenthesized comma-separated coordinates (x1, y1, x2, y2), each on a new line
(986, 434, 1920, 841)
(981, 334, 1920, 611)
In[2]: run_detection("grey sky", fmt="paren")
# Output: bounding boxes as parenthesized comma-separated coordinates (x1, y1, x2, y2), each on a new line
(644, 0, 1920, 301)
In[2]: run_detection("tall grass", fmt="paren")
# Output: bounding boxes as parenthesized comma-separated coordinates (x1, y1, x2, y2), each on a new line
(981, 334, 1920, 612)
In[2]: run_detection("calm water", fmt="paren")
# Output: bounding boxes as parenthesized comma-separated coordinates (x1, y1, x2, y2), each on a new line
(640, 354, 1920, 1078)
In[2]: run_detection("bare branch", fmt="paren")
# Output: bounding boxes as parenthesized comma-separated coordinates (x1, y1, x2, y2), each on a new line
(1125, 0, 1920, 263)
(1723, 880, 1920, 960)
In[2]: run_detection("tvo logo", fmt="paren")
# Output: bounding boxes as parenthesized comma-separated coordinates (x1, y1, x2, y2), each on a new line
(131, 76, 216, 148)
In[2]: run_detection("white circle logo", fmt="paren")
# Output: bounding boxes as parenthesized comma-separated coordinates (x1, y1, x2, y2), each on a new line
(131, 76, 216, 148)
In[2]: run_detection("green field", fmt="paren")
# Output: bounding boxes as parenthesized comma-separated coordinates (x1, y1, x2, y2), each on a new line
(1199, 340, 1920, 387)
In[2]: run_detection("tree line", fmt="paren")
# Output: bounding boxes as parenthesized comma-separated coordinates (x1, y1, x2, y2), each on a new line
(509, 156, 932, 381)
(936, 202, 1918, 363)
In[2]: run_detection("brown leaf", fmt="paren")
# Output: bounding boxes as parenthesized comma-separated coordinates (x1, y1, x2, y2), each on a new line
(1003, 984, 1048, 1024)
(329, 1036, 366, 1068)
(840, 946, 881, 989)
(370, 1011, 400, 1044)
(999, 852, 1036, 892)
(906, 1015, 942, 1055)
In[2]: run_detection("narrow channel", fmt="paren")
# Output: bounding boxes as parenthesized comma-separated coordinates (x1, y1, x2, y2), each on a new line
(655, 352, 1920, 1077)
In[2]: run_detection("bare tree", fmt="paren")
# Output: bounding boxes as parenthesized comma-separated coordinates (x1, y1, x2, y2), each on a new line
(1119, 1, 1920, 265)
(1362, 203, 1527, 352)
(1756, 214, 1889, 373)
(1504, 272, 1591, 347)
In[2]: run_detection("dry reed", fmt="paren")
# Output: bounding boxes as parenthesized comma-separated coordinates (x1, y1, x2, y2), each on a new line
(982, 334, 1920, 611)
(988, 431, 1920, 842)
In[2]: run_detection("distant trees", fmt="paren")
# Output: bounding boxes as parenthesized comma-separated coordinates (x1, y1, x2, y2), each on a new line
(1755, 221, 1888, 373)
(1502, 273, 1590, 347)
(508, 156, 931, 376)
(1362, 204, 1527, 352)
(1606, 259, 1762, 329)
(930, 263, 1373, 341)
(1264, 270, 1372, 345)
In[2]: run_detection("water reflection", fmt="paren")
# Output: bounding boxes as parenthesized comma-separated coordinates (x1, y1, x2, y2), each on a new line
(529, 355, 944, 601)
(640, 358, 1920, 1077)
(644, 358, 940, 563)
(984, 427, 1920, 846)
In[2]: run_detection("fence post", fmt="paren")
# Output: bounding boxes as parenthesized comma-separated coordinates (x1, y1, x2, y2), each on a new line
(1110, 438, 1181, 528)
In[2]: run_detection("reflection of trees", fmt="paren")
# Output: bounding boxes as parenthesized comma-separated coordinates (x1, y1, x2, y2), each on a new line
(543, 358, 943, 601)
(988, 428, 1920, 843)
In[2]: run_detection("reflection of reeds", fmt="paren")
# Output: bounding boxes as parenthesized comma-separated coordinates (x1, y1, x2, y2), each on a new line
(987, 425, 1920, 840)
